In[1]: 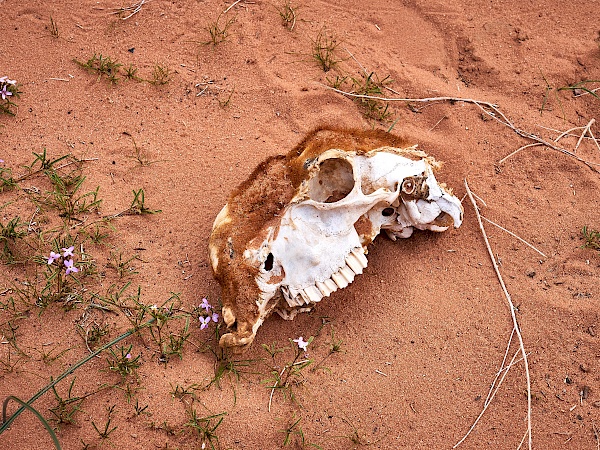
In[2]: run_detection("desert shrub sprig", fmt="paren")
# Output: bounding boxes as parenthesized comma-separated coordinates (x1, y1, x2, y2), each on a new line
(133, 399, 149, 416)
(349, 71, 393, 121)
(0, 317, 28, 373)
(91, 404, 118, 440)
(184, 409, 226, 450)
(43, 170, 102, 224)
(326, 70, 394, 121)
(106, 344, 141, 378)
(278, 414, 320, 448)
(196, 307, 257, 393)
(74, 54, 122, 84)
(105, 290, 194, 363)
(77, 320, 110, 352)
(107, 250, 140, 278)
(126, 188, 162, 215)
(312, 27, 342, 72)
(276, 0, 299, 31)
(23, 148, 70, 175)
(149, 64, 172, 85)
(0, 347, 26, 373)
(205, 11, 236, 46)
(74, 53, 172, 86)
(170, 383, 201, 401)
(311, 327, 344, 372)
(0, 216, 27, 263)
(263, 336, 313, 408)
(581, 226, 600, 250)
(123, 63, 142, 81)
(0, 161, 17, 191)
(48, 377, 102, 428)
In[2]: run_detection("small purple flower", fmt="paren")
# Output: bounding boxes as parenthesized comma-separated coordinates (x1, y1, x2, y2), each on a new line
(0, 159, 4, 163)
(200, 297, 211, 311)
(293, 337, 309, 352)
(211, 312, 219, 323)
(62, 246, 75, 258)
(47, 251, 61, 265)
(125, 353, 132, 360)
(0, 77, 6, 83)
(0, 85, 11, 100)
(199, 316, 211, 330)
(64, 259, 79, 275)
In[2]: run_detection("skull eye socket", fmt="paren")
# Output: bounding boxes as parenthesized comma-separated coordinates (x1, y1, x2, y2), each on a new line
(264, 253, 274, 271)
(307, 157, 355, 203)
(402, 178, 416, 195)
(381, 207, 395, 217)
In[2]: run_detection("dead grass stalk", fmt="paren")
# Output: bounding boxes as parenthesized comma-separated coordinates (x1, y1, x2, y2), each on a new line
(455, 180, 532, 450)
(321, 84, 600, 173)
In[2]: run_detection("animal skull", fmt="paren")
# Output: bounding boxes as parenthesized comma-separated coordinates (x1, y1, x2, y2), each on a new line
(209, 127, 463, 349)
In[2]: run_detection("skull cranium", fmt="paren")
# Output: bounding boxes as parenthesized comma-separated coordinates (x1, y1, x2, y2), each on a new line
(209, 127, 463, 349)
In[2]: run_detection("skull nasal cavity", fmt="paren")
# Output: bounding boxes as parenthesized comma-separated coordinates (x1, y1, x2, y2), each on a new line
(264, 253, 274, 271)
(308, 158, 355, 203)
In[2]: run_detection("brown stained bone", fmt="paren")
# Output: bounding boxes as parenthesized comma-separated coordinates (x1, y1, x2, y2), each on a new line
(209, 155, 294, 348)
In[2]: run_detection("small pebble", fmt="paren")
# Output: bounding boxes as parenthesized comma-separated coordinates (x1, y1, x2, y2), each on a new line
(579, 363, 591, 373)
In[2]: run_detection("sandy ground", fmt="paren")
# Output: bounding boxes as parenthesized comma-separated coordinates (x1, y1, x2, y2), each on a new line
(1, 0, 599, 449)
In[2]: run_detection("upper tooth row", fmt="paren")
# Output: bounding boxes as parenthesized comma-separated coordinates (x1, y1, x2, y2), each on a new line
(284, 248, 368, 306)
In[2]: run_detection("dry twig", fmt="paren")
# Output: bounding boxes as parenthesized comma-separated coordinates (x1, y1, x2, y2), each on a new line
(268, 366, 285, 412)
(498, 143, 543, 165)
(113, 0, 147, 20)
(481, 216, 547, 258)
(321, 85, 600, 172)
(453, 180, 532, 450)
(574, 119, 595, 152)
(224, 0, 244, 13)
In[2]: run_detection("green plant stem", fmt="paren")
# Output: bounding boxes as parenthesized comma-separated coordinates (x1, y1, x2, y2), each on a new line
(1, 396, 62, 449)
(0, 318, 155, 433)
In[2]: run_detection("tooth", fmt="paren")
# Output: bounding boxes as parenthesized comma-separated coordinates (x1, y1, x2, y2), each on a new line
(345, 253, 364, 274)
(324, 279, 338, 293)
(303, 285, 323, 303)
(316, 280, 333, 297)
(331, 271, 349, 289)
(352, 248, 368, 267)
(340, 265, 355, 283)
(284, 287, 303, 307)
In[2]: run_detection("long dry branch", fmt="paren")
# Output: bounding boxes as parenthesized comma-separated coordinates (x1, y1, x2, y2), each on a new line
(322, 85, 600, 172)
(457, 180, 532, 450)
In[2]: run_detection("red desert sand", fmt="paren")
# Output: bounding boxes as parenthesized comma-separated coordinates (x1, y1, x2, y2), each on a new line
(1, 1, 599, 449)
